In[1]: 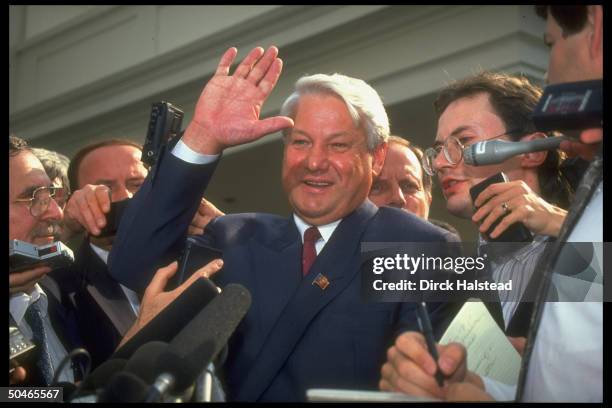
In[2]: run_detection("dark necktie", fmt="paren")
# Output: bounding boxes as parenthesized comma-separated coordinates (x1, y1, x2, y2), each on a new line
(24, 300, 54, 385)
(302, 227, 321, 277)
(515, 151, 603, 401)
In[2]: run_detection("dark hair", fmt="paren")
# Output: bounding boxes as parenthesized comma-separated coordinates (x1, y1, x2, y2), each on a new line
(387, 135, 432, 195)
(535, 6, 589, 37)
(9, 134, 30, 157)
(68, 139, 143, 192)
(434, 71, 573, 209)
(32, 148, 71, 194)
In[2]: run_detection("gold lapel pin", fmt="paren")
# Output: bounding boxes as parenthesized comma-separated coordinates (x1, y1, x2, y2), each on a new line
(312, 273, 330, 290)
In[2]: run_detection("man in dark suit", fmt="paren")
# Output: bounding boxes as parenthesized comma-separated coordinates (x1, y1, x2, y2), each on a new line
(102, 46, 459, 401)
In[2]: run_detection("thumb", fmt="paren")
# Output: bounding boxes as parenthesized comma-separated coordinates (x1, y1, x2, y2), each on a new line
(251, 116, 294, 137)
(145, 261, 178, 296)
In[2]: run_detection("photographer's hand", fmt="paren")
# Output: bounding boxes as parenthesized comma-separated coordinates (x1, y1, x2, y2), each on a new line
(63, 184, 112, 237)
(118, 259, 223, 348)
(181, 46, 294, 155)
(472, 180, 567, 238)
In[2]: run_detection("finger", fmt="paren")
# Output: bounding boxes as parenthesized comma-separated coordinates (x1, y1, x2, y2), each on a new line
(10, 366, 27, 385)
(258, 57, 283, 96)
(75, 193, 100, 235)
(478, 204, 508, 235)
(95, 186, 112, 213)
(172, 259, 224, 297)
(188, 226, 205, 236)
(394, 332, 437, 376)
(214, 47, 238, 76)
(233, 47, 265, 78)
(437, 343, 467, 378)
(381, 359, 443, 398)
(145, 261, 178, 297)
(190, 212, 207, 230)
(379, 378, 393, 392)
(250, 116, 294, 139)
(199, 198, 224, 217)
(489, 206, 526, 238)
(246, 46, 279, 85)
(474, 182, 511, 208)
(9, 266, 51, 289)
(86, 188, 109, 229)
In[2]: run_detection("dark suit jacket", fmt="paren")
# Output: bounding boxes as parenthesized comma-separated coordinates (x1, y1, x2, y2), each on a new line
(68, 240, 137, 368)
(109, 149, 462, 401)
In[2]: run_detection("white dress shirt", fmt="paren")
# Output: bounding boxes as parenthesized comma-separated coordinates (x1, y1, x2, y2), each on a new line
(89, 243, 141, 317)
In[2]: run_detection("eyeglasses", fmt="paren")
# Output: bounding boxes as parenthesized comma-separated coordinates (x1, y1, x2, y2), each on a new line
(422, 129, 525, 176)
(13, 186, 68, 217)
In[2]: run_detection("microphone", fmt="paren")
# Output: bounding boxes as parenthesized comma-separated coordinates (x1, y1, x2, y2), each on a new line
(75, 358, 127, 397)
(97, 372, 148, 402)
(464, 137, 567, 166)
(112, 276, 219, 360)
(123, 341, 169, 383)
(145, 283, 252, 401)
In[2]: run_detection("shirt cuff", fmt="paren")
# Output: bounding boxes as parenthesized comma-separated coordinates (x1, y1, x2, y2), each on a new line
(171, 139, 219, 165)
(481, 376, 517, 401)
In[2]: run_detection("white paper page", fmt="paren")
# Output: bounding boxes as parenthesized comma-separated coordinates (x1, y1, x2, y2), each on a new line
(439, 300, 521, 385)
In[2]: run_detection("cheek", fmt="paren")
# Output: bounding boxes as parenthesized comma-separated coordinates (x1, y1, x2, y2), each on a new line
(9, 207, 32, 241)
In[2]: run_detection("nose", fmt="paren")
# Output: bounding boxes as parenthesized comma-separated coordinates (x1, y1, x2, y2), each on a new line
(305, 144, 329, 172)
(40, 196, 64, 222)
(389, 186, 406, 209)
(112, 186, 133, 202)
(433, 148, 453, 175)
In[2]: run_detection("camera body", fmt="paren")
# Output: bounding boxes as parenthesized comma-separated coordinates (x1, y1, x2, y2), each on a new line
(9, 240, 74, 273)
(142, 101, 184, 168)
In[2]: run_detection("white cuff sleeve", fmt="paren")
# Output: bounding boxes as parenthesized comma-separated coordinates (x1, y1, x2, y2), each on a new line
(171, 139, 219, 165)
(481, 376, 517, 401)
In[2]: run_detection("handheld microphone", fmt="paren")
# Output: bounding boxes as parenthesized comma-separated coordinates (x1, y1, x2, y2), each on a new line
(97, 372, 148, 402)
(145, 283, 252, 401)
(464, 137, 567, 166)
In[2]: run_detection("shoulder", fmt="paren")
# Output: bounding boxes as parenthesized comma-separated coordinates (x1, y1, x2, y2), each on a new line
(205, 212, 290, 244)
(368, 207, 457, 242)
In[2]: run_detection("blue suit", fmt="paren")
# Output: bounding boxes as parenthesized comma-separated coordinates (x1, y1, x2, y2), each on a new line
(109, 149, 461, 401)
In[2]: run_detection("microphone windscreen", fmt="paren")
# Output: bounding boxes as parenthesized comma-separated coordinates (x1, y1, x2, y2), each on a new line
(124, 341, 169, 384)
(112, 277, 218, 360)
(80, 358, 128, 391)
(154, 340, 215, 392)
(98, 372, 148, 402)
(168, 283, 251, 362)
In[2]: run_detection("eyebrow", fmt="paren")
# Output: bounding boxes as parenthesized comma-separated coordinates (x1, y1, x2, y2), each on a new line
(291, 129, 352, 140)
(18, 184, 48, 198)
(434, 125, 474, 147)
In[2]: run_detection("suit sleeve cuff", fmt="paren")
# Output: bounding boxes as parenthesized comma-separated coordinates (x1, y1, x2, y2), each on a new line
(172, 139, 219, 164)
(481, 376, 516, 401)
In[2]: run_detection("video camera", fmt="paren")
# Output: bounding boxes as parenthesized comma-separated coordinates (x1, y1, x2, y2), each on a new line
(531, 79, 602, 136)
(141, 101, 184, 168)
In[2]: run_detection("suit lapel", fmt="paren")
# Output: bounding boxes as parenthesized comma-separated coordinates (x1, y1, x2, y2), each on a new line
(236, 201, 378, 401)
(78, 242, 137, 336)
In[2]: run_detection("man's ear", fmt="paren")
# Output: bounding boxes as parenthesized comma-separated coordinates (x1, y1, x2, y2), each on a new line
(587, 5, 603, 65)
(372, 142, 388, 177)
(519, 132, 548, 169)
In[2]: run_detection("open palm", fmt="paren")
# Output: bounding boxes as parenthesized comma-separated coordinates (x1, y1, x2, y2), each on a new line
(184, 46, 294, 154)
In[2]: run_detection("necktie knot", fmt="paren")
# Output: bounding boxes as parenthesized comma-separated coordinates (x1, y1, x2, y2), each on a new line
(304, 227, 321, 244)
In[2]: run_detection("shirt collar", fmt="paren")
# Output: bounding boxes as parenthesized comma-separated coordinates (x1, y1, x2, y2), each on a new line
(10, 283, 48, 325)
(90, 242, 110, 264)
(293, 214, 341, 244)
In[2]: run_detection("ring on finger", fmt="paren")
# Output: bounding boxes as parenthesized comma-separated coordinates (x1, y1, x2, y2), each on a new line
(501, 202, 510, 213)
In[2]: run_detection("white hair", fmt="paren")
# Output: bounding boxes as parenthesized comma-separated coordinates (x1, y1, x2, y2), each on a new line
(280, 73, 389, 151)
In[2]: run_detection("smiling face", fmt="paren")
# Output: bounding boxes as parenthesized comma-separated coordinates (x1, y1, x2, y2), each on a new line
(434, 93, 523, 218)
(282, 93, 386, 225)
(9, 151, 64, 245)
(369, 142, 431, 219)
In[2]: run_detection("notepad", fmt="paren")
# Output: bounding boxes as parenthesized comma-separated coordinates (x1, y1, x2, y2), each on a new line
(439, 300, 521, 385)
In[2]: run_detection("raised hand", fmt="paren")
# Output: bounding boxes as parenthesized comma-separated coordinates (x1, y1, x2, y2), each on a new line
(182, 46, 294, 155)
